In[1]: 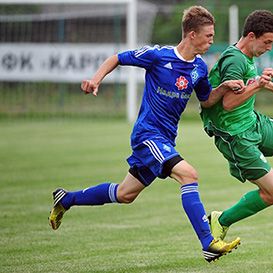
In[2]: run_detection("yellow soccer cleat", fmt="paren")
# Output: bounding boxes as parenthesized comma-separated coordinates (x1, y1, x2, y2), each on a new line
(203, 237, 241, 262)
(49, 188, 67, 230)
(208, 211, 229, 240)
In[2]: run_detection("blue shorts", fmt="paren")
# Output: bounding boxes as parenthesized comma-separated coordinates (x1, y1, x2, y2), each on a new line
(127, 137, 182, 186)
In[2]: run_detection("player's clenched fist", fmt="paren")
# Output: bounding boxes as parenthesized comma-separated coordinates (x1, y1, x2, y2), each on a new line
(81, 80, 99, 96)
(258, 68, 273, 87)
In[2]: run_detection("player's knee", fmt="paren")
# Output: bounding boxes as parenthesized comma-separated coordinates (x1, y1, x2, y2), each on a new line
(175, 169, 199, 184)
(117, 194, 135, 204)
(190, 169, 199, 181)
(171, 160, 199, 184)
(260, 190, 273, 205)
(117, 189, 136, 204)
(184, 168, 199, 182)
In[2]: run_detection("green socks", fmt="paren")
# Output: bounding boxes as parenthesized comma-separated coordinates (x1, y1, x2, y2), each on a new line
(219, 189, 268, 227)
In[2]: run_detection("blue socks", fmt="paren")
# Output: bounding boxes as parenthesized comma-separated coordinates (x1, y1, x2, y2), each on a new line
(60, 183, 119, 210)
(181, 182, 213, 250)
(59, 181, 213, 250)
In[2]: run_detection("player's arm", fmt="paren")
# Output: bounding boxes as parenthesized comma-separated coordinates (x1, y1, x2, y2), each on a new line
(81, 54, 119, 96)
(200, 80, 245, 108)
(223, 68, 273, 111)
(195, 57, 245, 108)
(81, 46, 157, 96)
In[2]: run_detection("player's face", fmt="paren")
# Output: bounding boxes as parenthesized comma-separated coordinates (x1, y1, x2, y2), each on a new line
(193, 24, 215, 54)
(252, 32, 273, 57)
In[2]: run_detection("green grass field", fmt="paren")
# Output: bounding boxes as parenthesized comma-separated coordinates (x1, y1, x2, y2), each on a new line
(1, 118, 273, 273)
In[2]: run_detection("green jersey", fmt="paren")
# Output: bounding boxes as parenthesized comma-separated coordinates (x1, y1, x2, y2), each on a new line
(201, 45, 258, 136)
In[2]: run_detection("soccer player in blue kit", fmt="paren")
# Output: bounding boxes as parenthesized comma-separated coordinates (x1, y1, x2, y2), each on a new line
(49, 6, 244, 262)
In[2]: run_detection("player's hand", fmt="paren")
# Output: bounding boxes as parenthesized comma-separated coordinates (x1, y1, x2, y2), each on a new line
(257, 68, 273, 87)
(224, 80, 245, 94)
(81, 80, 99, 96)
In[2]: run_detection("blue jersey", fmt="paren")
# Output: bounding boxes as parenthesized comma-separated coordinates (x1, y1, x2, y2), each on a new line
(118, 45, 212, 148)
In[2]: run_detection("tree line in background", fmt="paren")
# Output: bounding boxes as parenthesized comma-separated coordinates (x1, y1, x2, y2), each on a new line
(152, 0, 273, 44)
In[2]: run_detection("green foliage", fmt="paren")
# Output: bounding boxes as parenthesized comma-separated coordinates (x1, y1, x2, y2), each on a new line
(152, 1, 195, 45)
(0, 4, 40, 15)
(152, 0, 273, 44)
(1, 119, 273, 273)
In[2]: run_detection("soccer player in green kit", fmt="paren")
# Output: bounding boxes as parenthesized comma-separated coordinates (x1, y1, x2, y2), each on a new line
(201, 10, 273, 241)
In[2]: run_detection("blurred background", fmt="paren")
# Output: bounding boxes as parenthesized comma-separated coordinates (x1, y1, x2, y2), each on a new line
(0, 0, 272, 121)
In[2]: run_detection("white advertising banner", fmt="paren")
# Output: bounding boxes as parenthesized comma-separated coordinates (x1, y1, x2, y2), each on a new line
(0, 43, 144, 83)
(1, 43, 272, 83)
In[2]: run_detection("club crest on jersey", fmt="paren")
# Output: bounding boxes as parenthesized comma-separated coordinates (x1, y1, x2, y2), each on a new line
(191, 68, 199, 84)
(175, 76, 189, 90)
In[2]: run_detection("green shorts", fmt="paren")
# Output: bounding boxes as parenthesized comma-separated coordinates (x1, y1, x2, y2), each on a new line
(214, 112, 273, 182)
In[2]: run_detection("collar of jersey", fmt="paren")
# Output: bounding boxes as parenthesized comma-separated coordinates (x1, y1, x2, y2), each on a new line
(174, 47, 196, 63)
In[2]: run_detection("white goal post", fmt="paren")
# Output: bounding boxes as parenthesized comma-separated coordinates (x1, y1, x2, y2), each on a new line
(0, 0, 138, 122)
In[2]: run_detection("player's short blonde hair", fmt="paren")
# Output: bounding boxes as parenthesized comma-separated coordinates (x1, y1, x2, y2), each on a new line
(182, 6, 215, 37)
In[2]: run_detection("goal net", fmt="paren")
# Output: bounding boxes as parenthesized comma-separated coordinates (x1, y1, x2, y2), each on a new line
(0, 0, 157, 120)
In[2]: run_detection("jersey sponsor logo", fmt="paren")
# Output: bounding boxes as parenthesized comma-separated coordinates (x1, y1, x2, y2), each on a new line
(156, 86, 191, 99)
(175, 76, 189, 90)
(156, 86, 180, 99)
(164, 62, 173, 69)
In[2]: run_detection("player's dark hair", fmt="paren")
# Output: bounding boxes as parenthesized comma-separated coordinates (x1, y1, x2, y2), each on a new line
(242, 10, 273, 38)
(182, 6, 215, 37)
